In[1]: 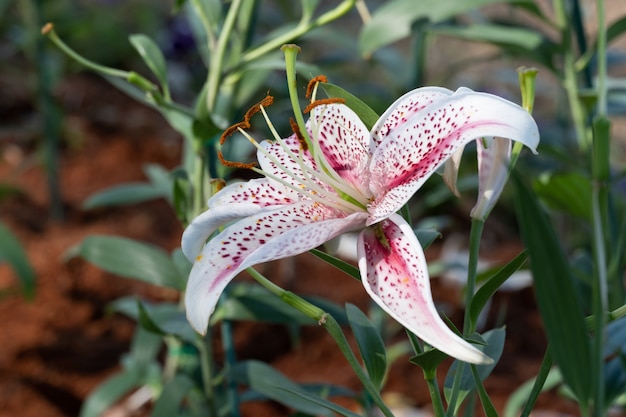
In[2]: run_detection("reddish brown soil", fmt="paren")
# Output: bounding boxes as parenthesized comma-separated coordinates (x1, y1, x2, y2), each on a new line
(0, 75, 580, 417)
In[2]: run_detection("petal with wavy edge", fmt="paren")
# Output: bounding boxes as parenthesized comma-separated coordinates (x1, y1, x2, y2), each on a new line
(471, 137, 512, 220)
(185, 202, 368, 333)
(367, 89, 539, 224)
(371, 87, 453, 147)
(181, 179, 298, 261)
(308, 103, 372, 197)
(358, 214, 491, 364)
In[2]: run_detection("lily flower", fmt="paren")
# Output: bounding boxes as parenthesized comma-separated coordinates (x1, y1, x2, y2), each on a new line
(182, 86, 539, 364)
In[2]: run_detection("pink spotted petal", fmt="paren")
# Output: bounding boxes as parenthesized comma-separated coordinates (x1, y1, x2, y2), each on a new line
(371, 87, 453, 147)
(357, 214, 490, 364)
(308, 103, 372, 197)
(185, 202, 368, 333)
(181, 179, 297, 261)
(471, 137, 512, 220)
(367, 89, 539, 224)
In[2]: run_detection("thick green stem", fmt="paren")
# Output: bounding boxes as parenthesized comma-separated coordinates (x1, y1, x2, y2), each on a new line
(425, 372, 446, 417)
(464, 219, 485, 333)
(195, 330, 217, 416)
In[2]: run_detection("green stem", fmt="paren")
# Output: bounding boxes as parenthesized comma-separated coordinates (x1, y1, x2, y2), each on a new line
(552, 0, 589, 151)
(190, 0, 217, 53)
(238, 0, 356, 67)
(205, 0, 243, 112)
(464, 218, 485, 333)
(42, 24, 129, 79)
(221, 320, 241, 417)
(31, 3, 63, 220)
(591, 2, 609, 414)
(595, 0, 607, 119)
(447, 219, 485, 416)
(195, 330, 217, 416)
(425, 372, 446, 417)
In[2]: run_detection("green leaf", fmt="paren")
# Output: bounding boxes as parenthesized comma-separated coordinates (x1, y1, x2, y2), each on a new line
(533, 172, 592, 219)
(444, 328, 505, 414)
(276, 386, 362, 417)
(414, 228, 441, 250)
(111, 297, 197, 343)
(504, 356, 561, 417)
(409, 347, 449, 374)
(429, 23, 556, 69)
(76, 235, 185, 290)
(469, 250, 528, 330)
(576, 16, 626, 71)
(430, 24, 544, 51)
(79, 368, 143, 417)
(129, 34, 168, 92)
(471, 364, 499, 417)
(320, 82, 379, 130)
(82, 183, 168, 210)
(345, 304, 387, 391)
(0, 222, 35, 299)
(151, 374, 196, 417)
(310, 248, 360, 281)
(230, 360, 335, 416)
(126, 325, 163, 370)
(513, 173, 592, 404)
(359, 0, 521, 55)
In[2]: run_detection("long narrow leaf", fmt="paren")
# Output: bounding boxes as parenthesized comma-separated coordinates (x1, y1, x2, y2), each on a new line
(469, 250, 528, 330)
(0, 222, 35, 298)
(513, 173, 592, 404)
(346, 303, 387, 391)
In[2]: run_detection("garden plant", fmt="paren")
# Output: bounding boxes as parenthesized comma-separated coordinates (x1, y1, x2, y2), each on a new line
(2, 0, 624, 416)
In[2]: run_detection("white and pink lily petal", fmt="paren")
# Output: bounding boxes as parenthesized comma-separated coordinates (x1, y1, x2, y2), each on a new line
(471, 136, 514, 220)
(358, 214, 491, 364)
(366, 87, 539, 224)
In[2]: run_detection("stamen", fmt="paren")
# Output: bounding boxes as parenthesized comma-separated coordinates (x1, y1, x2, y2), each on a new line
(218, 95, 275, 165)
(306, 75, 328, 99)
(304, 98, 345, 114)
(244, 95, 274, 123)
(289, 117, 308, 151)
(217, 151, 257, 169)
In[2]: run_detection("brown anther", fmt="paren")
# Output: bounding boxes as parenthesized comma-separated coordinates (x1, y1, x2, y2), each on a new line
(219, 122, 246, 145)
(289, 117, 308, 151)
(218, 95, 274, 168)
(217, 151, 257, 170)
(220, 95, 275, 145)
(243, 95, 274, 123)
(304, 97, 345, 114)
(305, 75, 328, 99)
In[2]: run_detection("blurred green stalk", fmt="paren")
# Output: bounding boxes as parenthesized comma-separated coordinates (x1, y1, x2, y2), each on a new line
(24, 0, 64, 220)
